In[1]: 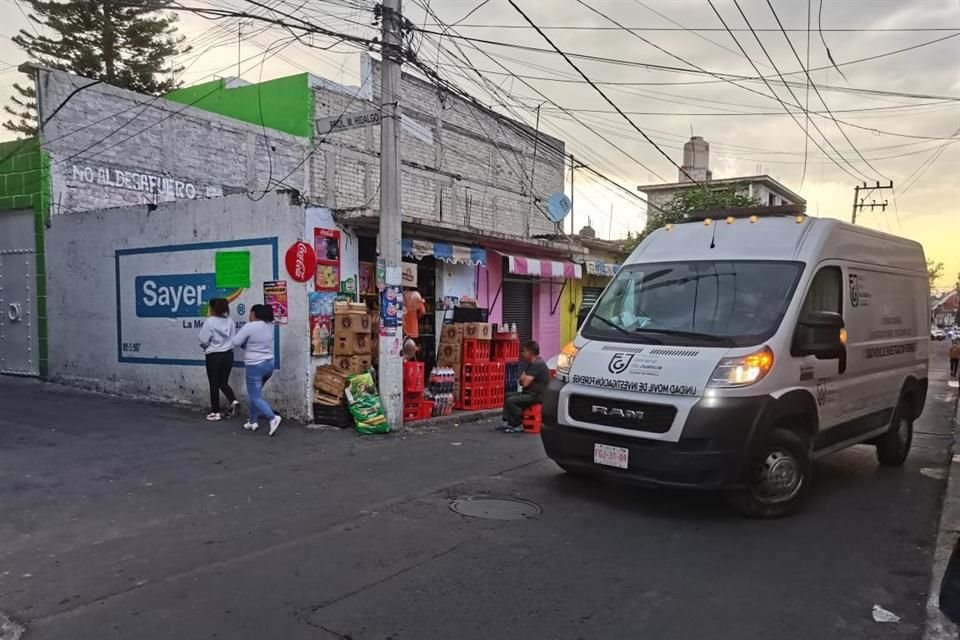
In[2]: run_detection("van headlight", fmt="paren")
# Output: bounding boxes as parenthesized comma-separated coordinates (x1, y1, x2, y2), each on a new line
(556, 341, 579, 380)
(708, 347, 774, 388)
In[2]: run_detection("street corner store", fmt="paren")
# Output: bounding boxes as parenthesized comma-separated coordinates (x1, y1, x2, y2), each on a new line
(313, 215, 585, 428)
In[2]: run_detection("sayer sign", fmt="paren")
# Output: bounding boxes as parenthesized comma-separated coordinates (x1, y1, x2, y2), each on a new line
(116, 238, 279, 366)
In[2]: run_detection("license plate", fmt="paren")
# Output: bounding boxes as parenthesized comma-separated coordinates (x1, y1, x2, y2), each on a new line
(594, 443, 629, 469)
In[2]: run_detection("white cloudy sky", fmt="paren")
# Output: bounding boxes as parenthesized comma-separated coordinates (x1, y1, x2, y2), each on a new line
(2, 0, 958, 287)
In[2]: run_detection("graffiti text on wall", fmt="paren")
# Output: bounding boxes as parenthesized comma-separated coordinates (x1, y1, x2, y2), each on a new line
(71, 164, 200, 199)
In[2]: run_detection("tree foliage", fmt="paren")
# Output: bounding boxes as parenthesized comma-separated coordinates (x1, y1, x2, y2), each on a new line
(927, 260, 944, 288)
(4, 0, 189, 136)
(623, 185, 761, 251)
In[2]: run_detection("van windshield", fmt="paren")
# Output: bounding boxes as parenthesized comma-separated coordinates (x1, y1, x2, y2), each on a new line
(582, 260, 803, 347)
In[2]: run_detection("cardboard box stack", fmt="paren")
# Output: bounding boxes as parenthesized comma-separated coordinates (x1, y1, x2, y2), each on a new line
(333, 302, 372, 376)
(312, 366, 352, 427)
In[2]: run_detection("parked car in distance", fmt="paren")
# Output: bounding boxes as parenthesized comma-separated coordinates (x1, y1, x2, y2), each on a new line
(932, 327, 946, 341)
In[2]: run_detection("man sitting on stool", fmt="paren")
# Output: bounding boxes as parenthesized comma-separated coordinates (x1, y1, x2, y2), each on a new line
(500, 340, 550, 434)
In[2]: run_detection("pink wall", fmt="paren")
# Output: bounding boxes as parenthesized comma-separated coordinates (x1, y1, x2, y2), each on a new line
(477, 258, 503, 325)
(533, 280, 562, 361)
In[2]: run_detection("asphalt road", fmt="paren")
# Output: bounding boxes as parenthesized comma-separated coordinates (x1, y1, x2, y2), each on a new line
(0, 349, 956, 640)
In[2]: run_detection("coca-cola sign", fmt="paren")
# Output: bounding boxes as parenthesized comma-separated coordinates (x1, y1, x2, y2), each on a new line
(285, 241, 317, 283)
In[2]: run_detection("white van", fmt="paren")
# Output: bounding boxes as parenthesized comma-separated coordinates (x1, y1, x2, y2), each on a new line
(543, 208, 929, 517)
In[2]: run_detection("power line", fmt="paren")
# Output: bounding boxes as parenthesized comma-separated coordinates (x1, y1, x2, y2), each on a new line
(707, 0, 869, 182)
(409, 9, 669, 183)
(414, 22, 960, 33)
(504, 0, 696, 183)
(411, 26, 960, 88)
(766, 0, 888, 180)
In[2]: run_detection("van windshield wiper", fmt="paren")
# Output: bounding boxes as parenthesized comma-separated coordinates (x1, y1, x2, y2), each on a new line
(634, 328, 736, 347)
(590, 313, 634, 338)
(590, 314, 664, 344)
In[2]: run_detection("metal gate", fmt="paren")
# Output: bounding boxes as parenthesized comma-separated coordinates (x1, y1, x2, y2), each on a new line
(502, 279, 533, 348)
(0, 209, 39, 376)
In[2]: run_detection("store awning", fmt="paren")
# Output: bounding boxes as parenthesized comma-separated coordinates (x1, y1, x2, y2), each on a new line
(584, 260, 620, 277)
(402, 238, 486, 266)
(503, 253, 582, 280)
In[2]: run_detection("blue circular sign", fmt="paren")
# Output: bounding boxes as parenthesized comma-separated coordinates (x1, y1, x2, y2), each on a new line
(546, 192, 572, 223)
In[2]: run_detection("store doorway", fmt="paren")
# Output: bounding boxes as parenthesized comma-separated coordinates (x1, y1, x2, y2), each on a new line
(502, 279, 533, 347)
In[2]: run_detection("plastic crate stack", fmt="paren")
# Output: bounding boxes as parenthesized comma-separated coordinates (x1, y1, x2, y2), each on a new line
(403, 361, 429, 422)
(504, 361, 522, 394)
(494, 330, 522, 397)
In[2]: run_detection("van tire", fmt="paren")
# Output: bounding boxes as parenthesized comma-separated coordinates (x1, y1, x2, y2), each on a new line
(728, 427, 811, 518)
(876, 400, 913, 467)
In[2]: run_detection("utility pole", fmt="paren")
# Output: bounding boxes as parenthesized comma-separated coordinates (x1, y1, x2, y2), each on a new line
(569, 154, 575, 234)
(851, 180, 893, 225)
(379, 0, 403, 428)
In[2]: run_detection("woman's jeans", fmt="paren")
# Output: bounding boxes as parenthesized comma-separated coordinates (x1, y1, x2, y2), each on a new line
(245, 359, 276, 423)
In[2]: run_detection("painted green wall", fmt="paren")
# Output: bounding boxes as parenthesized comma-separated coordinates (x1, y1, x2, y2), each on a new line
(166, 74, 314, 139)
(0, 137, 51, 376)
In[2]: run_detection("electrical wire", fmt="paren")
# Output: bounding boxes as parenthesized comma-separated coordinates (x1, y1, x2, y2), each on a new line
(504, 0, 696, 183)
(707, 0, 869, 182)
(766, 0, 889, 180)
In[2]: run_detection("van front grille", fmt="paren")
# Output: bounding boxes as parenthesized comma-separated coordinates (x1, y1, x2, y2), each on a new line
(568, 395, 677, 433)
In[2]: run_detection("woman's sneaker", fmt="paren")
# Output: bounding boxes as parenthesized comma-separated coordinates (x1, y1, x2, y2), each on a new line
(268, 415, 282, 437)
(227, 401, 240, 418)
(243, 421, 259, 431)
(206, 413, 222, 421)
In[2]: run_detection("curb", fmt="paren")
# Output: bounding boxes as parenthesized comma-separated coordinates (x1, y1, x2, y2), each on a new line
(407, 409, 500, 431)
(925, 388, 960, 639)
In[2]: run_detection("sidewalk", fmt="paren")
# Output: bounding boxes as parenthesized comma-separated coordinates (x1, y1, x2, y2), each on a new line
(926, 378, 960, 639)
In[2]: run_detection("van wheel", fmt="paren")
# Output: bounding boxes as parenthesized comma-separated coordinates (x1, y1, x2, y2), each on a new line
(876, 400, 913, 466)
(728, 428, 811, 518)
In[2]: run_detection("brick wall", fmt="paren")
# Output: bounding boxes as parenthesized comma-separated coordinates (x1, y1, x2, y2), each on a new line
(311, 56, 566, 241)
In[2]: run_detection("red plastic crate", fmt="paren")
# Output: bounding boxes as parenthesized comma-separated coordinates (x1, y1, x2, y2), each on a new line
(462, 339, 491, 362)
(459, 384, 491, 410)
(492, 340, 519, 362)
(522, 404, 542, 433)
(403, 361, 425, 393)
(461, 362, 492, 386)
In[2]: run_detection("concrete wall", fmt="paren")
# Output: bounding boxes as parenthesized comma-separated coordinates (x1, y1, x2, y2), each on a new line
(36, 68, 311, 215)
(45, 192, 313, 421)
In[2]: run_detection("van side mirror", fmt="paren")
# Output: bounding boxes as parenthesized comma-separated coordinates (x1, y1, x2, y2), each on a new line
(793, 311, 845, 361)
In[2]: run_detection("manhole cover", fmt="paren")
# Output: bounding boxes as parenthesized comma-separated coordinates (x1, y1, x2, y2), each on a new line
(449, 497, 542, 520)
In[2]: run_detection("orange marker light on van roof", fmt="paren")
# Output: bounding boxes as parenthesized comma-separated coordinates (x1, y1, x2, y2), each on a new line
(665, 223, 673, 231)
(749, 215, 758, 223)
(704, 218, 712, 226)
(726, 216, 735, 224)
(795, 215, 806, 224)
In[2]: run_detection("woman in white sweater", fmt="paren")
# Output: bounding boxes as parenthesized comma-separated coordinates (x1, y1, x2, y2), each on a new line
(198, 298, 239, 421)
(232, 304, 282, 436)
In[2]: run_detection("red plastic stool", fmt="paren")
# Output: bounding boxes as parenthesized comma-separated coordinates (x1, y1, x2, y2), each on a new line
(522, 404, 542, 434)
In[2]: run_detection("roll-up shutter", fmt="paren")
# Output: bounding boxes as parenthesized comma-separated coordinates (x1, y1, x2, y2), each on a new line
(502, 280, 533, 348)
